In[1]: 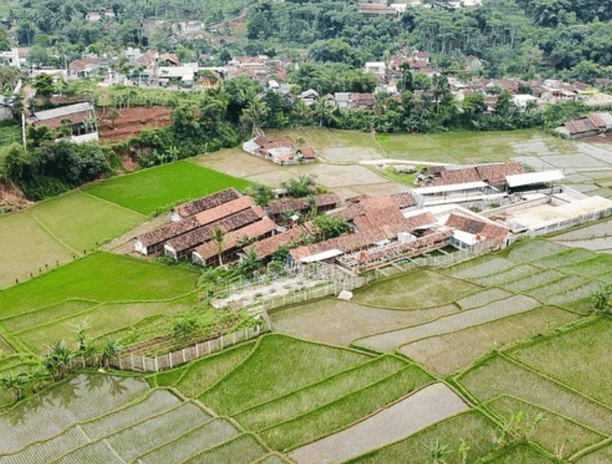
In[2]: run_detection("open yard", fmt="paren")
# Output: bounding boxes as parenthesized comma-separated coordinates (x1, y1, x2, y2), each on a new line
(84, 160, 250, 214)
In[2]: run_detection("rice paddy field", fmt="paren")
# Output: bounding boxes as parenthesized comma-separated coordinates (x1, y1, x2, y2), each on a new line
(4, 127, 612, 462)
(84, 160, 251, 215)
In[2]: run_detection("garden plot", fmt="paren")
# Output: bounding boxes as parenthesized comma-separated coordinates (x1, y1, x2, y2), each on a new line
(448, 257, 514, 279)
(0, 375, 148, 454)
(576, 444, 612, 464)
(289, 383, 468, 464)
(509, 319, 612, 409)
(457, 356, 612, 434)
(486, 396, 605, 458)
(259, 366, 434, 452)
(356, 295, 538, 352)
(180, 434, 268, 464)
(234, 356, 407, 431)
(503, 240, 567, 264)
(199, 335, 371, 415)
(456, 288, 512, 310)
(399, 306, 578, 375)
(470, 264, 536, 287)
(342, 410, 497, 464)
(353, 270, 479, 310)
(532, 248, 596, 269)
(502, 269, 565, 293)
(270, 299, 459, 346)
(562, 254, 612, 277)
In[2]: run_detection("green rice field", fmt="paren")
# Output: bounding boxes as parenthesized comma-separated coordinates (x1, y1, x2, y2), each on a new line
(84, 160, 251, 214)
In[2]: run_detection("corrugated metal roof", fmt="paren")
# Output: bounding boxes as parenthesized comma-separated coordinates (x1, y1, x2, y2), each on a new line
(34, 102, 94, 121)
(414, 181, 489, 195)
(506, 170, 564, 188)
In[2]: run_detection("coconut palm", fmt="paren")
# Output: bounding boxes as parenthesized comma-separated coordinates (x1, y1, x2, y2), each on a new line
(212, 227, 225, 266)
(0, 371, 28, 400)
(100, 338, 122, 369)
(44, 341, 75, 380)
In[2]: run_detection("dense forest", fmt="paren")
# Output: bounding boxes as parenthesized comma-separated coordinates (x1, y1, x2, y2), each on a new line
(2, 0, 612, 82)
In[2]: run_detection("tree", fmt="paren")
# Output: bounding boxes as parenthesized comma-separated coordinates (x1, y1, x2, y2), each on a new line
(100, 338, 121, 368)
(313, 214, 352, 241)
(0, 143, 28, 181)
(0, 27, 10, 51)
(33, 73, 55, 98)
(237, 249, 261, 278)
(592, 284, 612, 314)
(44, 341, 75, 380)
(107, 106, 120, 128)
(213, 227, 226, 266)
(283, 175, 315, 198)
(240, 98, 270, 136)
(0, 371, 29, 400)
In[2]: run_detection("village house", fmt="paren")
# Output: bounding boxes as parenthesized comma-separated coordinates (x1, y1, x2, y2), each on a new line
(68, 56, 103, 80)
(242, 134, 317, 165)
(266, 193, 340, 222)
(358, 3, 400, 19)
(560, 113, 612, 139)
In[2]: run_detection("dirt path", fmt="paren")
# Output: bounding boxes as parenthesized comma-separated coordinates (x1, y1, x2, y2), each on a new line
(290, 383, 468, 464)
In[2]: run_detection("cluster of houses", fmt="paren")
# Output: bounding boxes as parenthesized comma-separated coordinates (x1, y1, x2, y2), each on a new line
(133, 161, 612, 272)
(133, 188, 341, 265)
(242, 133, 316, 165)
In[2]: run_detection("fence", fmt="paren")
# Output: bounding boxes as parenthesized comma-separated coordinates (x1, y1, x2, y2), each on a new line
(95, 324, 266, 373)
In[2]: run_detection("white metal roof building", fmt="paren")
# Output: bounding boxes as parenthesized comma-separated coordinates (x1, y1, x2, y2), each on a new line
(506, 170, 565, 189)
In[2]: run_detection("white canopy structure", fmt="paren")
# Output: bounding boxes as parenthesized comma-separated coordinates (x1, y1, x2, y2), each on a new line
(506, 170, 564, 188)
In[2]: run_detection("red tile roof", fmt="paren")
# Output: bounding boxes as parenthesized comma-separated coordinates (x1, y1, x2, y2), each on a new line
(194, 196, 255, 226)
(174, 188, 241, 219)
(267, 193, 340, 216)
(245, 225, 313, 259)
(566, 118, 598, 135)
(194, 217, 276, 260)
(356, 230, 453, 264)
(445, 214, 508, 240)
(138, 216, 201, 248)
(168, 206, 265, 254)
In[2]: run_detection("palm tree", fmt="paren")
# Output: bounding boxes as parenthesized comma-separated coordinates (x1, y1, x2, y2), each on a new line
(313, 97, 332, 127)
(0, 371, 28, 400)
(44, 341, 75, 380)
(100, 338, 121, 369)
(241, 98, 269, 136)
(212, 227, 225, 266)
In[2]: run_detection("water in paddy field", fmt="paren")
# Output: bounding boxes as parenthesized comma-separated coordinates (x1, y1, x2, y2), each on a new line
(0, 374, 148, 454)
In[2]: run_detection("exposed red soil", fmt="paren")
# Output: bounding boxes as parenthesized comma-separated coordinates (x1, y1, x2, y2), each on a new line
(0, 177, 32, 212)
(98, 106, 173, 142)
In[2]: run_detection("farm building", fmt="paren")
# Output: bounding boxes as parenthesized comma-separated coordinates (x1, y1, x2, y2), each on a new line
(411, 182, 504, 207)
(244, 224, 315, 260)
(266, 193, 340, 222)
(420, 162, 526, 188)
(446, 214, 509, 248)
(192, 217, 276, 265)
(30, 102, 98, 143)
(243, 134, 317, 165)
(171, 188, 241, 222)
(559, 113, 612, 138)
(505, 170, 564, 194)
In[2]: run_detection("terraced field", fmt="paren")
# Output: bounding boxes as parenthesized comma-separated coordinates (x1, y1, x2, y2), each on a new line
(0, 375, 273, 464)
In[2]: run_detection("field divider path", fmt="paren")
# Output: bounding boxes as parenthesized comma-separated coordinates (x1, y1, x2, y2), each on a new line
(230, 355, 395, 418)
(26, 210, 80, 256)
(288, 382, 469, 464)
(570, 434, 612, 462)
(356, 295, 539, 352)
(172, 432, 268, 464)
(0, 298, 100, 323)
(11, 303, 104, 335)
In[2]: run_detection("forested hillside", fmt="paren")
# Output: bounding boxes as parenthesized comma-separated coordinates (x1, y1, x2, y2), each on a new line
(3, 0, 612, 82)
